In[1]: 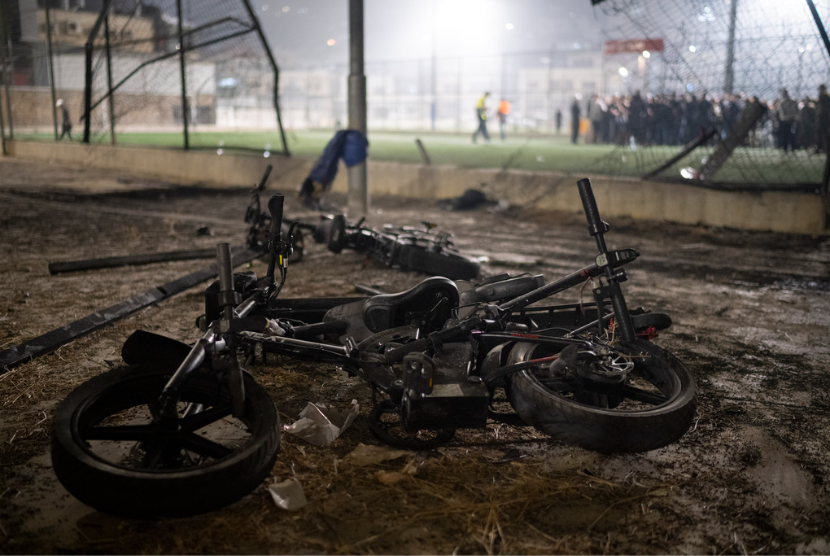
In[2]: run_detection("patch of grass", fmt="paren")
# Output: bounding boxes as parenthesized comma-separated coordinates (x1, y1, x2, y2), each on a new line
(12, 129, 823, 184)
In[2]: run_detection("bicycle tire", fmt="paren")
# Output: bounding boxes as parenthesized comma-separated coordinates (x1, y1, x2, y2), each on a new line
(507, 339, 696, 453)
(398, 244, 480, 280)
(51, 362, 280, 518)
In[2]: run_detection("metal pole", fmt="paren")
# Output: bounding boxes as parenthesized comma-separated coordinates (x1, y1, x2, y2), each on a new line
(46, 3, 58, 141)
(81, 0, 113, 143)
(104, 13, 116, 144)
(240, 0, 290, 156)
(724, 0, 738, 94)
(0, 68, 6, 155)
(176, 0, 189, 149)
(807, 0, 830, 62)
(430, 0, 436, 131)
(546, 46, 553, 134)
(4, 37, 14, 139)
(348, 0, 368, 216)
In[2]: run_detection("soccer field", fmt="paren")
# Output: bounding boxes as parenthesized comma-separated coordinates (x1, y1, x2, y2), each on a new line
(12, 129, 823, 185)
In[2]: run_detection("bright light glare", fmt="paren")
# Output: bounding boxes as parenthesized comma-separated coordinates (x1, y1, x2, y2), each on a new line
(282, 5, 290, 12)
(327, 39, 336, 46)
(689, 45, 697, 52)
(642, 50, 651, 58)
(619, 67, 629, 77)
(261, 4, 267, 10)
(505, 23, 514, 30)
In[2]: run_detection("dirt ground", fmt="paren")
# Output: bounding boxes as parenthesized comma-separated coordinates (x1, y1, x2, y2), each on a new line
(1, 157, 829, 555)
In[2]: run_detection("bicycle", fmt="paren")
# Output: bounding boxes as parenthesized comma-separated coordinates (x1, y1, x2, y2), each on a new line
(51, 178, 697, 518)
(244, 165, 479, 279)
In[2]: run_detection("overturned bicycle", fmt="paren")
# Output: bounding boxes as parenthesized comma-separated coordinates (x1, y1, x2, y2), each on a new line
(50, 178, 697, 518)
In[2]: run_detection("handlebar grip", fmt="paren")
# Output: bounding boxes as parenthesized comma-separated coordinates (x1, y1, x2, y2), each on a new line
(256, 165, 273, 192)
(576, 178, 607, 237)
(268, 194, 284, 236)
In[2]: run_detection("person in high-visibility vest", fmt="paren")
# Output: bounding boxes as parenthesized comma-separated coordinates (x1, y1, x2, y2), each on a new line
(472, 92, 490, 143)
(497, 98, 511, 140)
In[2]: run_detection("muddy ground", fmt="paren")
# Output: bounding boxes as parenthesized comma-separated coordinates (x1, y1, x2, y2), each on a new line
(0, 157, 829, 555)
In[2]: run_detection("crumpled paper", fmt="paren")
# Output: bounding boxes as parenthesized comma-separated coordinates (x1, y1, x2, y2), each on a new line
(268, 478, 308, 511)
(284, 400, 359, 447)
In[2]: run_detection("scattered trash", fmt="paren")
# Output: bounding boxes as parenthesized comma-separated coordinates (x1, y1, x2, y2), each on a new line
(284, 400, 359, 447)
(268, 478, 308, 511)
(374, 460, 418, 485)
(342, 443, 411, 467)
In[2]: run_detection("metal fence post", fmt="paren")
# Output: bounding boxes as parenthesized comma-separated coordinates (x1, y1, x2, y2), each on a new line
(104, 13, 116, 144)
(4, 38, 14, 140)
(176, 0, 189, 149)
(46, 3, 58, 141)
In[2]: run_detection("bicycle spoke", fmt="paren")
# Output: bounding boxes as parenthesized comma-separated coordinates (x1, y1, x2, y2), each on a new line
(181, 404, 233, 432)
(179, 432, 234, 460)
(140, 438, 174, 469)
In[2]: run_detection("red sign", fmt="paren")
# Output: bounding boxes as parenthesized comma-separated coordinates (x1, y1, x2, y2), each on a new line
(604, 39, 665, 54)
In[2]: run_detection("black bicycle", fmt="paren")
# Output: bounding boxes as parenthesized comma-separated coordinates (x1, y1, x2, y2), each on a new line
(244, 166, 479, 280)
(51, 178, 696, 518)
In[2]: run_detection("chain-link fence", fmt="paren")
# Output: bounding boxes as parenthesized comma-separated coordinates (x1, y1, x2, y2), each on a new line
(4, 1, 830, 189)
(0, 0, 288, 155)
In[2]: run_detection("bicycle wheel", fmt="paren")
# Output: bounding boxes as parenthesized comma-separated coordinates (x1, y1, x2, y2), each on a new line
(398, 244, 480, 280)
(507, 339, 696, 453)
(51, 362, 280, 518)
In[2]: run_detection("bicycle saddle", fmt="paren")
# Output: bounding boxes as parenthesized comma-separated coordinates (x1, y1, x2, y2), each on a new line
(362, 277, 459, 334)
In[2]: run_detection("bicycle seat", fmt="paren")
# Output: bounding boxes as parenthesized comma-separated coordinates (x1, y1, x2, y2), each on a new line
(362, 277, 459, 333)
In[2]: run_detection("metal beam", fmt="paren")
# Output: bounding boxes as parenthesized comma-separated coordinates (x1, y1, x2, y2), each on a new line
(48, 248, 221, 275)
(176, 0, 189, 150)
(240, 0, 290, 157)
(0, 247, 261, 373)
(348, 0, 368, 215)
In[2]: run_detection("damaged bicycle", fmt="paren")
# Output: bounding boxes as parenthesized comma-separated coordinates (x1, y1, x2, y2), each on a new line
(51, 178, 697, 518)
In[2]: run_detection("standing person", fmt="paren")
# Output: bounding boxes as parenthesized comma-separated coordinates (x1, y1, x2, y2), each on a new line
(778, 89, 798, 153)
(57, 99, 72, 140)
(496, 98, 510, 141)
(570, 97, 581, 144)
(555, 108, 562, 134)
(472, 91, 490, 144)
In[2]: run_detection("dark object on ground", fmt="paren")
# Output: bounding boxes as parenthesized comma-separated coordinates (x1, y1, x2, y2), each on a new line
(437, 189, 497, 211)
(48, 248, 219, 275)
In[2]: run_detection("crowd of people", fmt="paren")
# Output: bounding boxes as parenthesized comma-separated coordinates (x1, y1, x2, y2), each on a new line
(567, 86, 830, 153)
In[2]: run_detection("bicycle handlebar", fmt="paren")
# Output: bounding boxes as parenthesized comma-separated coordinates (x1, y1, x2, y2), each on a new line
(268, 194, 284, 237)
(576, 178, 608, 237)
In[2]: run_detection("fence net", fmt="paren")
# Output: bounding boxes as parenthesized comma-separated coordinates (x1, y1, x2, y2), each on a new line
(585, 0, 830, 187)
(0, 0, 286, 155)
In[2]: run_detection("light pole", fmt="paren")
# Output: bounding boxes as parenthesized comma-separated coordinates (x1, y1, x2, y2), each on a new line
(348, 0, 368, 215)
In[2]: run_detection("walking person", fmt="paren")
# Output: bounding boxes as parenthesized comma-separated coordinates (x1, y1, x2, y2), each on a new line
(570, 98, 581, 144)
(497, 98, 510, 141)
(57, 99, 72, 140)
(555, 108, 562, 134)
(472, 91, 490, 144)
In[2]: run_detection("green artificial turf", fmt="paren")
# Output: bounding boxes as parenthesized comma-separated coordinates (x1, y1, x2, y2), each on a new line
(12, 129, 823, 185)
